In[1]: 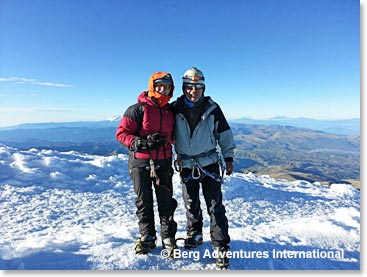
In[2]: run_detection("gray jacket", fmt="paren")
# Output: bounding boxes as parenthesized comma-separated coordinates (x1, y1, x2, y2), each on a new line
(172, 96, 236, 169)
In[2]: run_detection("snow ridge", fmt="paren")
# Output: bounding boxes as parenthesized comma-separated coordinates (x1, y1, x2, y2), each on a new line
(0, 144, 360, 270)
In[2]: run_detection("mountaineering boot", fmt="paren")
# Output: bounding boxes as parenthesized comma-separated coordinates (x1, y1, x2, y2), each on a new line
(162, 237, 178, 258)
(213, 246, 229, 270)
(134, 234, 157, 254)
(184, 232, 203, 249)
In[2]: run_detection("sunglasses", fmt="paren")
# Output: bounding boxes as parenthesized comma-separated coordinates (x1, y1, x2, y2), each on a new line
(184, 84, 205, 90)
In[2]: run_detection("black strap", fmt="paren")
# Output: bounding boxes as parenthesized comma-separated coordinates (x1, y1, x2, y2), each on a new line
(179, 148, 217, 161)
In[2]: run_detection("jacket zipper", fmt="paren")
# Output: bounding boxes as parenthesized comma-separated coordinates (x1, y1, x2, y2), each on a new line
(157, 108, 163, 161)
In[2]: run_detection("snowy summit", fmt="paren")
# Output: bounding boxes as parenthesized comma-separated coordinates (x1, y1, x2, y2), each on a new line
(0, 144, 360, 270)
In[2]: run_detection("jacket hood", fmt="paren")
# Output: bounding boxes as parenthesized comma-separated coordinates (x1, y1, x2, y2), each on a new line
(137, 91, 153, 105)
(147, 72, 174, 107)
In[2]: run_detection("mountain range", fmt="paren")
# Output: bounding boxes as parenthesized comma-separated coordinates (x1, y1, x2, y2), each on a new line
(1, 116, 359, 136)
(229, 117, 360, 136)
(231, 123, 359, 187)
(0, 117, 360, 188)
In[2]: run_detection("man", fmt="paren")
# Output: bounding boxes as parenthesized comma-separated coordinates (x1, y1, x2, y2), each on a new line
(116, 72, 177, 256)
(171, 67, 236, 269)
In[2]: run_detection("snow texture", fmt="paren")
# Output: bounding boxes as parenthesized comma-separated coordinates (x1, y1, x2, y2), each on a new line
(0, 144, 360, 270)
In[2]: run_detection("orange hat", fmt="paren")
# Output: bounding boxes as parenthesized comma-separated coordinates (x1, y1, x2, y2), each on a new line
(148, 72, 174, 107)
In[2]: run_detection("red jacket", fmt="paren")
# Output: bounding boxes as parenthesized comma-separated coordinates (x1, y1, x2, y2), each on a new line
(116, 73, 174, 161)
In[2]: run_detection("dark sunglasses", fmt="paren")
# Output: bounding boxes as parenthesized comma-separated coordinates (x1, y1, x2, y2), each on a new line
(184, 84, 205, 90)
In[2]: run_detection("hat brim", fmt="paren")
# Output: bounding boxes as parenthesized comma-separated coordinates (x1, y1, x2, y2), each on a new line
(154, 78, 172, 85)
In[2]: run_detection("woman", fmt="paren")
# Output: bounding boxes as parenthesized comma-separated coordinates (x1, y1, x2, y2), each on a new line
(116, 72, 177, 256)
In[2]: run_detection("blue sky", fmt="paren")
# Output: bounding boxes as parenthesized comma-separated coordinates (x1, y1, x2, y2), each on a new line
(0, 0, 361, 127)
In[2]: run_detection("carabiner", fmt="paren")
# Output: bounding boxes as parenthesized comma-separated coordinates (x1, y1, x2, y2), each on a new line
(149, 159, 161, 185)
(191, 165, 201, 180)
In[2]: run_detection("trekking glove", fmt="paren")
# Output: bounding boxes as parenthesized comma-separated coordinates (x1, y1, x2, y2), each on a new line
(131, 133, 167, 151)
(131, 137, 150, 151)
(146, 133, 168, 149)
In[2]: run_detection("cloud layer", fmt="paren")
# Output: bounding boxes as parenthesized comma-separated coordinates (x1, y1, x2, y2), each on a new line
(0, 77, 72, 87)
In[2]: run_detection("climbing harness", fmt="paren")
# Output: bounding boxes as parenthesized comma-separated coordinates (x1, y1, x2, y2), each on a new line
(178, 149, 225, 183)
(187, 162, 223, 183)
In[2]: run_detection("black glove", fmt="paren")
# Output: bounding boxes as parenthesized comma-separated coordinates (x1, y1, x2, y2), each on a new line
(147, 133, 168, 149)
(131, 133, 167, 151)
(131, 137, 150, 151)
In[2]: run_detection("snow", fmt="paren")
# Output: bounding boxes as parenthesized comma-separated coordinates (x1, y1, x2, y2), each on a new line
(0, 144, 360, 270)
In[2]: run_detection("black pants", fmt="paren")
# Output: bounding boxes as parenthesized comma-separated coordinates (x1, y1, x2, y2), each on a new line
(180, 163, 230, 248)
(129, 161, 177, 240)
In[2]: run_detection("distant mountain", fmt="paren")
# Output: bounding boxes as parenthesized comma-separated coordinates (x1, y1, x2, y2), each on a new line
(0, 119, 120, 130)
(231, 123, 360, 187)
(0, 120, 360, 187)
(0, 122, 126, 156)
(2, 116, 359, 136)
(230, 117, 360, 136)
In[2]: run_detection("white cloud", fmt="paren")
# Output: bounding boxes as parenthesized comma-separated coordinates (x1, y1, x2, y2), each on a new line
(0, 77, 72, 87)
(0, 107, 72, 113)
